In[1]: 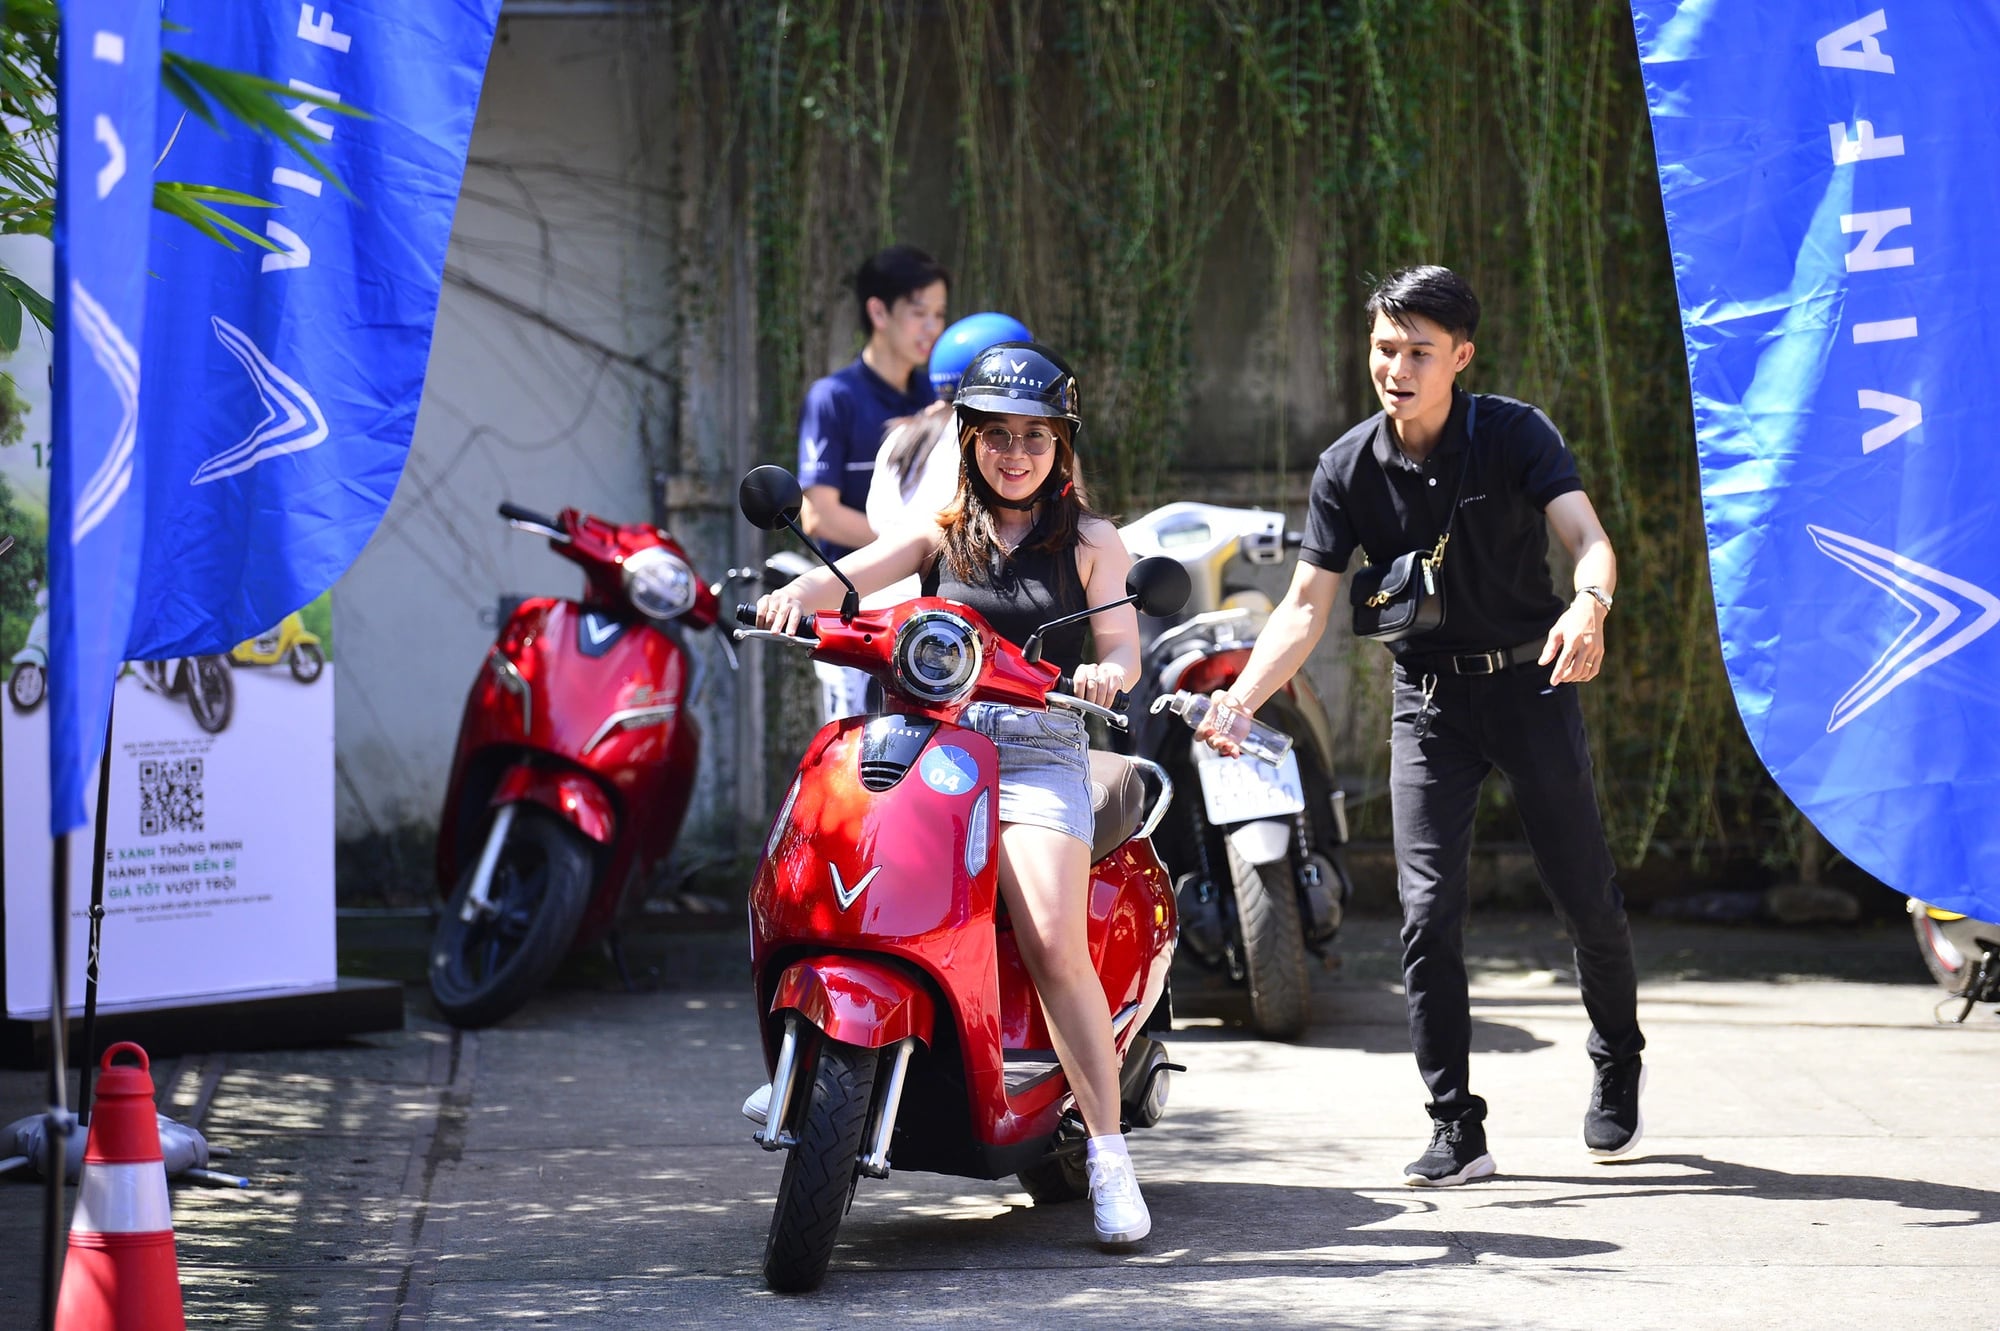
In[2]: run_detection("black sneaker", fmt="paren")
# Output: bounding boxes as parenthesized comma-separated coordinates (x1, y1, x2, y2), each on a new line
(1585, 1058, 1646, 1157)
(1402, 1117, 1497, 1187)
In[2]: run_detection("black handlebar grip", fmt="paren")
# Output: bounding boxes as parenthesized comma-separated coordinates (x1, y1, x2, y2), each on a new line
(1053, 674, 1130, 712)
(499, 501, 562, 530)
(736, 603, 818, 641)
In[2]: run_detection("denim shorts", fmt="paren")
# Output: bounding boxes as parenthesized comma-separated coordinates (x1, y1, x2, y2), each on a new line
(958, 702, 1093, 847)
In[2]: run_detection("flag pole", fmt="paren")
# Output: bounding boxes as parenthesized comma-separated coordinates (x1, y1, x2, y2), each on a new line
(76, 702, 116, 1126)
(42, 831, 72, 1330)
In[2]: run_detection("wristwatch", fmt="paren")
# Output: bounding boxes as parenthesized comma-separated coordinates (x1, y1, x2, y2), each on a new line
(1578, 585, 1613, 612)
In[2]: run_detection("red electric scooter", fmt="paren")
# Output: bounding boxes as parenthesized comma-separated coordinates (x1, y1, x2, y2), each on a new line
(428, 501, 730, 1028)
(733, 467, 1194, 1293)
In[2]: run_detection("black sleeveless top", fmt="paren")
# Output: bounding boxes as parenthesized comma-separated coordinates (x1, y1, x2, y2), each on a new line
(920, 541, 1090, 676)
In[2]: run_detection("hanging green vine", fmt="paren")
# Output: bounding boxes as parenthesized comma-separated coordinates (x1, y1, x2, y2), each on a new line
(652, 0, 1803, 873)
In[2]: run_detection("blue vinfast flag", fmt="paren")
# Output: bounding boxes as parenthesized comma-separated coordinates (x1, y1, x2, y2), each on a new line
(49, 0, 160, 836)
(1630, 5, 2000, 915)
(123, 0, 502, 658)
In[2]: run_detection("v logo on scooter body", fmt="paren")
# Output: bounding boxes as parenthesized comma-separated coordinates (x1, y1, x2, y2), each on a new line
(829, 864, 881, 910)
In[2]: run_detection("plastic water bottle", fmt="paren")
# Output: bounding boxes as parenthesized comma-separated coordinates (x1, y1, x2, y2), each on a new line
(1151, 691, 1293, 766)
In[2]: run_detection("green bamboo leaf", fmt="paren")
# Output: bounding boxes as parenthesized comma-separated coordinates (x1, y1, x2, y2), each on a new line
(164, 183, 279, 209)
(0, 290, 20, 353)
(160, 63, 218, 127)
(152, 182, 283, 252)
(0, 268, 52, 334)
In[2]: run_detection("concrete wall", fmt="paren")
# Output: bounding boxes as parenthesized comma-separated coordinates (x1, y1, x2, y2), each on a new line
(332, 12, 1394, 890)
(334, 17, 704, 853)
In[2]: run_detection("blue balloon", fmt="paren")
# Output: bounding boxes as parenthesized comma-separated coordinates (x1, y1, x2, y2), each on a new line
(930, 312, 1033, 400)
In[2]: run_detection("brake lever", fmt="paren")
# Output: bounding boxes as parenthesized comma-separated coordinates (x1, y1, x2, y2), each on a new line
(1047, 692, 1129, 732)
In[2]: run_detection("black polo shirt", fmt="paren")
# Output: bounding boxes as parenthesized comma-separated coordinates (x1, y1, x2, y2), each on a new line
(1299, 389, 1584, 655)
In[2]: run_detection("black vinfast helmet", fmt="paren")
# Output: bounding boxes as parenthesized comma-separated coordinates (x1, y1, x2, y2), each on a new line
(953, 341, 1081, 436)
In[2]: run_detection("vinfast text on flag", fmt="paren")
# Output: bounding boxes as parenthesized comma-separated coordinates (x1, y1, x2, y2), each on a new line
(49, 0, 159, 836)
(1629, 6, 2000, 915)
(124, 1, 503, 658)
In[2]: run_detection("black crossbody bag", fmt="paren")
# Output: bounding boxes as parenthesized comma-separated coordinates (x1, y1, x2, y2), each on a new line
(1349, 398, 1475, 643)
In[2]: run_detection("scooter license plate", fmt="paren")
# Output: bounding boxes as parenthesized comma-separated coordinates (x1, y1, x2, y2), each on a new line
(1193, 747, 1305, 825)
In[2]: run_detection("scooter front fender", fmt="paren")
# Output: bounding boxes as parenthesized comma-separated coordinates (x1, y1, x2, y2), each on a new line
(11, 646, 45, 668)
(771, 956, 935, 1052)
(490, 765, 616, 844)
(1225, 818, 1292, 866)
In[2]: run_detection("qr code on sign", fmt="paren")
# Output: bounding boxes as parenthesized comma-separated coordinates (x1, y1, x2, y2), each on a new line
(139, 758, 204, 837)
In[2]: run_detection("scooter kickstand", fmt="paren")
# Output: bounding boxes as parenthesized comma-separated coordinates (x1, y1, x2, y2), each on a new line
(605, 931, 637, 993)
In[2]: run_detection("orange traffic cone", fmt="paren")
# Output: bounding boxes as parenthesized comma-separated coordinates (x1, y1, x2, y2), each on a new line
(56, 1042, 186, 1330)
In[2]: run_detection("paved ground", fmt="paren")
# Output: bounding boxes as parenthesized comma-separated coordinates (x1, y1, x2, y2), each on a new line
(2, 910, 1995, 1329)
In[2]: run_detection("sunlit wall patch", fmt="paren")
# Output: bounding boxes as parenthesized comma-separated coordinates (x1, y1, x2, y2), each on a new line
(919, 745, 978, 797)
(965, 789, 992, 877)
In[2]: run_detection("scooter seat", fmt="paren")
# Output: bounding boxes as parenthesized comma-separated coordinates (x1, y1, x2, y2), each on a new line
(1088, 752, 1155, 864)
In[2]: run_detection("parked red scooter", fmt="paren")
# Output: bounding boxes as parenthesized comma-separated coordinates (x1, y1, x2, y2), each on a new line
(733, 467, 1194, 1292)
(429, 502, 729, 1027)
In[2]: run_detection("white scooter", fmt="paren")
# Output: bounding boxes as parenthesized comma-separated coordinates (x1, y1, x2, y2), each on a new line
(1119, 501, 1354, 1039)
(9, 583, 47, 713)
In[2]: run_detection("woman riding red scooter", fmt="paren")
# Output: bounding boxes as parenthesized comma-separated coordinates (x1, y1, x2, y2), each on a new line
(755, 342, 1159, 1256)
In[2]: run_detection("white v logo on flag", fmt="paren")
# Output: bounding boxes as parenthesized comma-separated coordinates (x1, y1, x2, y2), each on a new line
(829, 864, 880, 910)
(1808, 524, 2000, 731)
(192, 317, 329, 485)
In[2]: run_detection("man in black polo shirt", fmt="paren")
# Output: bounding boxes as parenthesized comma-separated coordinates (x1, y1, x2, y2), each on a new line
(1203, 265, 1644, 1186)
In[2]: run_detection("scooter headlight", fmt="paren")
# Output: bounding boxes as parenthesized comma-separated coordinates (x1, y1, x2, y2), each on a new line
(893, 611, 981, 704)
(623, 546, 697, 621)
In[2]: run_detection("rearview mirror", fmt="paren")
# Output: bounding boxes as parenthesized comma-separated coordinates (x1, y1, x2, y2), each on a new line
(1126, 556, 1191, 619)
(738, 466, 804, 532)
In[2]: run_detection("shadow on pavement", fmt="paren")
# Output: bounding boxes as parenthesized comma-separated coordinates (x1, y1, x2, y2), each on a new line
(841, 1178, 1620, 1272)
(1489, 1154, 2000, 1228)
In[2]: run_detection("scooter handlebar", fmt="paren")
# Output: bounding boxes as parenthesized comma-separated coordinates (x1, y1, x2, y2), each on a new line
(732, 603, 818, 645)
(498, 501, 561, 529)
(1050, 676, 1130, 731)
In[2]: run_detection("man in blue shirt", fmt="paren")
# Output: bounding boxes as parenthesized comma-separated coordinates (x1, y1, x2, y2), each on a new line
(796, 244, 949, 719)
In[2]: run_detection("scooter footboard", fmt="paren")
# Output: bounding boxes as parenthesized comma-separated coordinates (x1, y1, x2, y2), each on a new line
(770, 957, 935, 1051)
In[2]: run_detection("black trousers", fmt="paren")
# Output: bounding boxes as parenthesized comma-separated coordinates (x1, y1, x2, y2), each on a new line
(1389, 662, 1644, 1124)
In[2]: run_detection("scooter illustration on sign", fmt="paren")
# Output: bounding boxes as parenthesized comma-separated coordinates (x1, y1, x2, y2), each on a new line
(9, 583, 48, 713)
(230, 611, 324, 684)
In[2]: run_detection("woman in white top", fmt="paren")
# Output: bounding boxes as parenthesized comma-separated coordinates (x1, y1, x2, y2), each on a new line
(862, 312, 1032, 607)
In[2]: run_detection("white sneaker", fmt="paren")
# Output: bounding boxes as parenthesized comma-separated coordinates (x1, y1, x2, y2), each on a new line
(1086, 1150, 1151, 1246)
(741, 1082, 771, 1126)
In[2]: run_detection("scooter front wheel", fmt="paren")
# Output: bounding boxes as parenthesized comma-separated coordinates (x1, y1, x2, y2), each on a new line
(290, 642, 325, 684)
(428, 806, 593, 1028)
(764, 1037, 878, 1294)
(8, 662, 44, 712)
(1227, 838, 1312, 1040)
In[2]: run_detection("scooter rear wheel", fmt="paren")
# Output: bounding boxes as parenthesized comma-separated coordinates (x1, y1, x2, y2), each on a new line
(764, 1038, 878, 1293)
(187, 656, 233, 734)
(428, 806, 593, 1028)
(1016, 1150, 1089, 1204)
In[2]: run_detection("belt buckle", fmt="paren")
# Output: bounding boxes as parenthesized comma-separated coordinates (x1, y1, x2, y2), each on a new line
(1456, 649, 1503, 675)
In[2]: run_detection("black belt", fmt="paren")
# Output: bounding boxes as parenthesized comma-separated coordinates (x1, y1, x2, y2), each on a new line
(1396, 639, 1544, 677)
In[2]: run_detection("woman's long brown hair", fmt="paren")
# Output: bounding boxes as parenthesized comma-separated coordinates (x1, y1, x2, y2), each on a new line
(934, 413, 1108, 585)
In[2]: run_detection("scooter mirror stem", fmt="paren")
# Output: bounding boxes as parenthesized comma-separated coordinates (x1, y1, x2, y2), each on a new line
(776, 513, 861, 622)
(1023, 593, 1137, 665)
